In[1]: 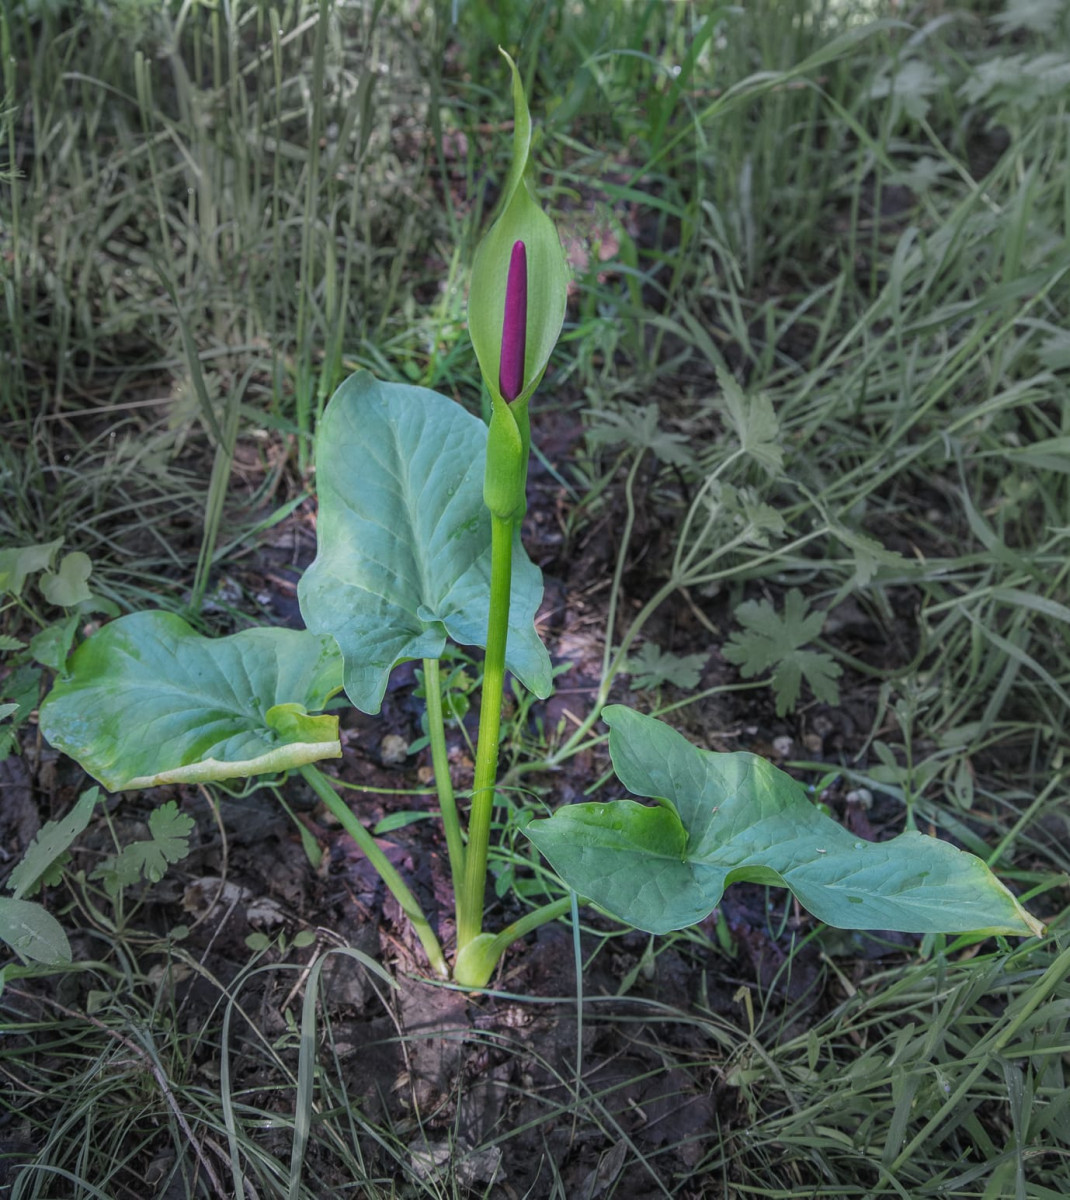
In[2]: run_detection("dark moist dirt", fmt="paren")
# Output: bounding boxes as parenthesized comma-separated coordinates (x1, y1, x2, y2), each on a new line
(0, 403, 1019, 1198)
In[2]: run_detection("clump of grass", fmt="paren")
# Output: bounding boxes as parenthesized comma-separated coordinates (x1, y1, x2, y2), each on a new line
(707, 937, 1070, 1197)
(1, 0, 444, 608)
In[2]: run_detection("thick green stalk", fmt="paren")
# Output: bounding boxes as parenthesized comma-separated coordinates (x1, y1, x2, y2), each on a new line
(457, 513, 514, 949)
(422, 657, 466, 900)
(298, 764, 448, 978)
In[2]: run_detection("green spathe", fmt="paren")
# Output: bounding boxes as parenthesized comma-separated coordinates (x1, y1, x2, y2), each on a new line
(38, 612, 344, 791)
(468, 50, 569, 521)
(468, 50, 568, 410)
(297, 371, 552, 713)
(525, 706, 1043, 938)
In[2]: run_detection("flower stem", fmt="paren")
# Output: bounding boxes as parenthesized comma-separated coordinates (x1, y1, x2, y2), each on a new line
(299, 763, 448, 978)
(422, 656, 465, 900)
(457, 512, 514, 950)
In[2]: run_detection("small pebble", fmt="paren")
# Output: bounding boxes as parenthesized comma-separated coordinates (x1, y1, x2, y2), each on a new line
(379, 733, 409, 766)
(846, 787, 874, 810)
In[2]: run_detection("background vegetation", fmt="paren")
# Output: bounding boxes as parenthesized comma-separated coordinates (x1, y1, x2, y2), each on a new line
(2, 0, 1069, 1196)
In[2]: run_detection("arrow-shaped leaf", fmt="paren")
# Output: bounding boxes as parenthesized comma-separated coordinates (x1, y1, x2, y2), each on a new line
(525, 706, 1042, 938)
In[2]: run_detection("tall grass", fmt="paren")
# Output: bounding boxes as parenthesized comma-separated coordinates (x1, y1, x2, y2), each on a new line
(1, 0, 434, 609)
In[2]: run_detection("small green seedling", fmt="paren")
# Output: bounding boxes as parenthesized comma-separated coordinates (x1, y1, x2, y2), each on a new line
(28, 53, 1041, 991)
(0, 538, 118, 760)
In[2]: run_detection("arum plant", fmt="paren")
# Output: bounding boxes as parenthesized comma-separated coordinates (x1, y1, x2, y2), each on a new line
(36, 50, 572, 988)
(32, 54, 1042, 992)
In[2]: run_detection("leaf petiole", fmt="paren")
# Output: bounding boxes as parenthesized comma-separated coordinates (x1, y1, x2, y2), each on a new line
(298, 763, 448, 978)
(422, 657, 466, 899)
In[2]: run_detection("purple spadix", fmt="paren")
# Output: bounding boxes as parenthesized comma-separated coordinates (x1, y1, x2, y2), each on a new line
(498, 240, 528, 402)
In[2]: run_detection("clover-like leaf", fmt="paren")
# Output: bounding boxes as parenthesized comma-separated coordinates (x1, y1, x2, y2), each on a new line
(297, 371, 552, 714)
(585, 405, 697, 469)
(723, 588, 842, 715)
(717, 368, 783, 476)
(91, 801, 195, 896)
(626, 642, 708, 691)
(525, 706, 1043, 939)
(40, 551, 93, 607)
(39, 611, 344, 791)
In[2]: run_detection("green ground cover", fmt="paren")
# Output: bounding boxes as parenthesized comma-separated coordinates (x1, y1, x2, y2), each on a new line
(2, 1, 1069, 1196)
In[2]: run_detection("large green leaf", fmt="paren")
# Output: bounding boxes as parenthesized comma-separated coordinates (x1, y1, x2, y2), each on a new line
(297, 371, 552, 714)
(525, 706, 1042, 938)
(39, 612, 344, 791)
